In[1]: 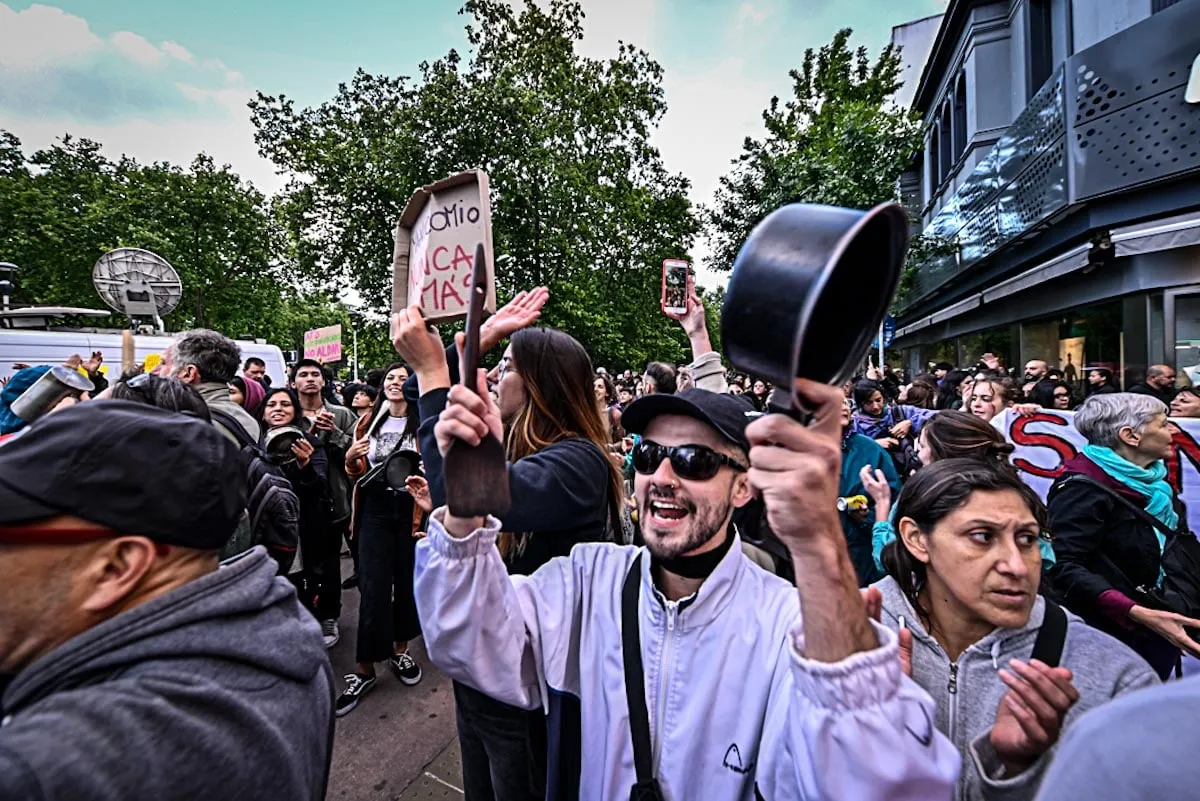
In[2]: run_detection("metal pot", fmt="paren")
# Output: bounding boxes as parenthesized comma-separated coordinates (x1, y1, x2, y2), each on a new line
(263, 425, 305, 461)
(720, 202, 909, 397)
(384, 448, 422, 489)
(10, 366, 95, 423)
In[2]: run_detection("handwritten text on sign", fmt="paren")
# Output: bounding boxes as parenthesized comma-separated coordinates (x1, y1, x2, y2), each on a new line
(995, 408, 1200, 533)
(303, 324, 342, 363)
(408, 183, 485, 318)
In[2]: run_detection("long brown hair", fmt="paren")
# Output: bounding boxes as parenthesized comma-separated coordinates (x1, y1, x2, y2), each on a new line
(501, 328, 625, 556)
(365, 361, 418, 440)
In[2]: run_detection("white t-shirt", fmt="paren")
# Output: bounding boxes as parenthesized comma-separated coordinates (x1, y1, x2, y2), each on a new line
(369, 415, 416, 467)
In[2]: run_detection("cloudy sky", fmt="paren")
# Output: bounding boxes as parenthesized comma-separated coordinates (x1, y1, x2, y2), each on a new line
(0, 0, 944, 273)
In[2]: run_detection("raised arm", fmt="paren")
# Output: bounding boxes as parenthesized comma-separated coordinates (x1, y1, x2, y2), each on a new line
(748, 381, 959, 800)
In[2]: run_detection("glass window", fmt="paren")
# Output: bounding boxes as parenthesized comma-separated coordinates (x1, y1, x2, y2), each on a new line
(1176, 293, 1200, 386)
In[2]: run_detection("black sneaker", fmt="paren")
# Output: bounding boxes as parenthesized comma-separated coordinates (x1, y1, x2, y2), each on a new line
(335, 673, 376, 717)
(389, 652, 423, 686)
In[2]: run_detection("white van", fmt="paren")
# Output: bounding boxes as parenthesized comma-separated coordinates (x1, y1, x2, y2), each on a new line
(0, 329, 289, 386)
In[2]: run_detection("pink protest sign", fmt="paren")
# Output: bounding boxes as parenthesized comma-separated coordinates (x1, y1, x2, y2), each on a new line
(303, 325, 342, 363)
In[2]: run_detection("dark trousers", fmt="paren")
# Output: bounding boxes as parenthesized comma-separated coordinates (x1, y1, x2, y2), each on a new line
(454, 682, 546, 801)
(355, 486, 421, 664)
(311, 519, 346, 620)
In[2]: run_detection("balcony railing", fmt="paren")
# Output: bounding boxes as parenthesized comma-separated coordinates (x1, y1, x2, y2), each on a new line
(899, 0, 1200, 314)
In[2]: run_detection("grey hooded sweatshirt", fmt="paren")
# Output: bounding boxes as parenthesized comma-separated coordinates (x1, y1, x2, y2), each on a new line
(0, 547, 334, 801)
(874, 575, 1158, 801)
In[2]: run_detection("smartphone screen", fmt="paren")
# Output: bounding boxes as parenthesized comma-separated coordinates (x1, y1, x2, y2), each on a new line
(661, 259, 689, 315)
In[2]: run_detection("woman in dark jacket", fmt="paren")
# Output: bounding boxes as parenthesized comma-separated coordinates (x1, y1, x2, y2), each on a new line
(394, 290, 621, 801)
(1047, 392, 1200, 678)
(259, 387, 331, 610)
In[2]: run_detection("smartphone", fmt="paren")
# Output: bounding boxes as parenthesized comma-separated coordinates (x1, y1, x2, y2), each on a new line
(661, 259, 689, 315)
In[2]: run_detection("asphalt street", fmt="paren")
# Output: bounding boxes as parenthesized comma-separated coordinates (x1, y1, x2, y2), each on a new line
(326, 554, 464, 801)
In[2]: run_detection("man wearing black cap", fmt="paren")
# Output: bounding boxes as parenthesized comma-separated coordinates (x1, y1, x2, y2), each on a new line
(414, 380, 958, 799)
(0, 401, 334, 801)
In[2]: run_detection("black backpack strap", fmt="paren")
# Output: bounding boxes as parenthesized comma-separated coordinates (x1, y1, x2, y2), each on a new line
(208, 408, 257, 451)
(1031, 599, 1067, 668)
(622, 553, 664, 800)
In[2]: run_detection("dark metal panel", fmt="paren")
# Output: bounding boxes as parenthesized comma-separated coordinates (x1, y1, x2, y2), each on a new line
(1067, 0, 1200, 199)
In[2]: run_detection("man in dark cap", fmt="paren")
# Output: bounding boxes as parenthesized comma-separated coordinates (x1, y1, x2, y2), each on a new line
(0, 401, 333, 801)
(414, 383, 958, 800)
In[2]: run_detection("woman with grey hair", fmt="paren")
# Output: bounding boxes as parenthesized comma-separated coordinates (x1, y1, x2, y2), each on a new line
(1047, 393, 1199, 678)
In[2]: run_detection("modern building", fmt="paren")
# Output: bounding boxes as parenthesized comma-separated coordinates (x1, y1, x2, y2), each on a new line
(891, 0, 1200, 390)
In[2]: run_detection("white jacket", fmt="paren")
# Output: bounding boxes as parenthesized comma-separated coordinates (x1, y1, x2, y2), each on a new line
(414, 512, 960, 800)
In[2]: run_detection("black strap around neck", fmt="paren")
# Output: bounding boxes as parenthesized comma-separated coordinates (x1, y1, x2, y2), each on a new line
(622, 553, 665, 800)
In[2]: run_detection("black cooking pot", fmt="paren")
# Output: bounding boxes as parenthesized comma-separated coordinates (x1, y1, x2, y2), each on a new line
(720, 201, 909, 396)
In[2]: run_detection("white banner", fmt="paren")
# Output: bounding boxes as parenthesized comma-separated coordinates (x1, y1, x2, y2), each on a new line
(995, 409, 1200, 532)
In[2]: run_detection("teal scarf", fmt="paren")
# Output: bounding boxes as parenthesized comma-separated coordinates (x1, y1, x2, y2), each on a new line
(1083, 444, 1177, 584)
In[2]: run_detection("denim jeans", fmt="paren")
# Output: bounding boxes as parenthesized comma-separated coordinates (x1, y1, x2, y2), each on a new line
(354, 486, 421, 664)
(454, 681, 546, 801)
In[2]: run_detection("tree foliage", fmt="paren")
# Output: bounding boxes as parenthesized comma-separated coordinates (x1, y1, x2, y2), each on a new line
(706, 29, 924, 273)
(0, 131, 346, 354)
(250, 0, 699, 370)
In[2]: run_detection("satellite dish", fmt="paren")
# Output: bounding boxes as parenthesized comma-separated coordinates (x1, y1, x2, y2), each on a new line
(92, 248, 182, 330)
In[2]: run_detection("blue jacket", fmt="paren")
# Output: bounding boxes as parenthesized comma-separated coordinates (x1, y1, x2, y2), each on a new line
(840, 432, 899, 586)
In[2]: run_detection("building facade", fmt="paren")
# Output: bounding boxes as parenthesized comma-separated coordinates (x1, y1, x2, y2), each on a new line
(892, 0, 1200, 390)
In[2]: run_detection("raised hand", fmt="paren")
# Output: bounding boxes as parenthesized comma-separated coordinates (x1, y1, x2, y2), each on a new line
(989, 659, 1079, 776)
(435, 368, 503, 458)
(392, 304, 450, 392)
(406, 475, 433, 514)
(859, 464, 893, 522)
(291, 438, 315, 469)
(480, 287, 549, 353)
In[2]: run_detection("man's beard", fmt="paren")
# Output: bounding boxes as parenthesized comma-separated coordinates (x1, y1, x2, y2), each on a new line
(640, 491, 733, 560)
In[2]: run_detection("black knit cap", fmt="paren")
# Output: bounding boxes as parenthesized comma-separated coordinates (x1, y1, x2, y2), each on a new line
(0, 400, 246, 549)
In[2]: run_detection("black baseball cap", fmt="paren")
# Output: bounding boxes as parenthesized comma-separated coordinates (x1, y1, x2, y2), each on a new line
(621, 388, 761, 452)
(0, 400, 246, 549)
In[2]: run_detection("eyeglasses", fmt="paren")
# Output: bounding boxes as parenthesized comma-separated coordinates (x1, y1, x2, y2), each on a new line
(496, 357, 515, 381)
(632, 439, 747, 481)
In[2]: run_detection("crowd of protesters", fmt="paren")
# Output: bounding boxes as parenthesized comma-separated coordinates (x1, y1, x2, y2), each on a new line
(2, 275, 1200, 800)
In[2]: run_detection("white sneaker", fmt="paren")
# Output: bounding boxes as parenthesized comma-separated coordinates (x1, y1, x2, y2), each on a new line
(320, 619, 340, 649)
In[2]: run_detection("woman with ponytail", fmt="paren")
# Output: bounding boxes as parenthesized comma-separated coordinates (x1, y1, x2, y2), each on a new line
(862, 411, 1055, 572)
(873, 460, 1156, 801)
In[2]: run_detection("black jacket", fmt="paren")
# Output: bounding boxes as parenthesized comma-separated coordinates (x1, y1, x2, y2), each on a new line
(417, 388, 613, 576)
(1128, 382, 1176, 405)
(276, 432, 331, 565)
(1047, 454, 1183, 676)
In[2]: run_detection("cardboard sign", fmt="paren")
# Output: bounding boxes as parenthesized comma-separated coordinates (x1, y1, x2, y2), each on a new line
(303, 325, 342, 363)
(995, 408, 1200, 533)
(392, 170, 496, 324)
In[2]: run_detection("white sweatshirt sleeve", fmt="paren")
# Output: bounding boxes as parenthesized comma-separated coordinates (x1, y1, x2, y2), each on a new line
(758, 620, 960, 800)
(412, 510, 580, 711)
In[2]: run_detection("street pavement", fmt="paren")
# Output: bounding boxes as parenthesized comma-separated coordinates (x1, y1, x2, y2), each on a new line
(326, 553, 464, 800)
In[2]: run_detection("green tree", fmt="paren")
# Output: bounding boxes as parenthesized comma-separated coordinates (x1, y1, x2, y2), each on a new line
(251, 0, 699, 371)
(0, 131, 348, 351)
(706, 29, 924, 273)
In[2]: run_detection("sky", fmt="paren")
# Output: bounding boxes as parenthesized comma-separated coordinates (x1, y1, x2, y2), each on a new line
(0, 0, 946, 283)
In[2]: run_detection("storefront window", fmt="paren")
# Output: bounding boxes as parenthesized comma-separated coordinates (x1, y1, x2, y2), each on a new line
(959, 326, 1014, 372)
(1060, 300, 1123, 390)
(1176, 293, 1200, 387)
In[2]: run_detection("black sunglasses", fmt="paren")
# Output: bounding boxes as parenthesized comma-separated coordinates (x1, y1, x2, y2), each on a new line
(632, 439, 747, 481)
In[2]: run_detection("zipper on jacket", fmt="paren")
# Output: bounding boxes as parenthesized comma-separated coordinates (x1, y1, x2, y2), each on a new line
(653, 601, 678, 772)
(946, 662, 959, 742)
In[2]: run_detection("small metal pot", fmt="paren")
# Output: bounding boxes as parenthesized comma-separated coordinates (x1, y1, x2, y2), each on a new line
(384, 449, 422, 489)
(720, 201, 909, 395)
(263, 425, 305, 461)
(10, 366, 95, 423)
